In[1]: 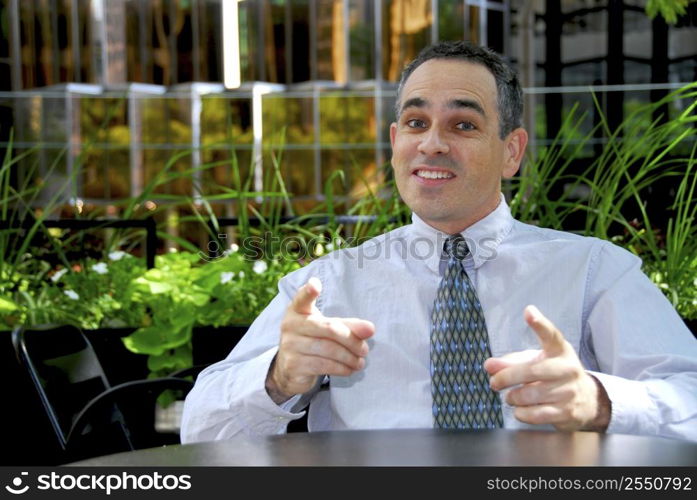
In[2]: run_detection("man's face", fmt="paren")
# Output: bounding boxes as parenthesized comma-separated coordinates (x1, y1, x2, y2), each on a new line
(390, 59, 527, 234)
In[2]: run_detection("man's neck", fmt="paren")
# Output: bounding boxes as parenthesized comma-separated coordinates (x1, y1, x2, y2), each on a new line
(418, 196, 502, 235)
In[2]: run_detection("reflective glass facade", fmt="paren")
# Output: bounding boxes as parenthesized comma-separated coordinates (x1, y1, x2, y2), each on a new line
(0, 0, 694, 215)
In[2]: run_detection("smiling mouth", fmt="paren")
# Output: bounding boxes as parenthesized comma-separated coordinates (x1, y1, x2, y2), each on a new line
(414, 169, 455, 180)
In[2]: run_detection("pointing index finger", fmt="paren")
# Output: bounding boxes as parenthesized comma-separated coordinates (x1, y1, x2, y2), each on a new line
(291, 277, 322, 315)
(524, 305, 566, 356)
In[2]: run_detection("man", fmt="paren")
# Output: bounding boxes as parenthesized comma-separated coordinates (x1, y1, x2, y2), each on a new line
(181, 41, 697, 442)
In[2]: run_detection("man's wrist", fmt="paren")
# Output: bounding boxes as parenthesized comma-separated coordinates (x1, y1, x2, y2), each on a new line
(583, 374, 612, 432)
(265, 356, 293, 405)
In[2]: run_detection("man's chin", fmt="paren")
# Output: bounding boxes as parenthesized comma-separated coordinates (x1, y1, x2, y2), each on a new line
(412, 208, 462, 230)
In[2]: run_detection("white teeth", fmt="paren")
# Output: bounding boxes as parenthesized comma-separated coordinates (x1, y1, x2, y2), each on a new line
(416, 170, 454, 179)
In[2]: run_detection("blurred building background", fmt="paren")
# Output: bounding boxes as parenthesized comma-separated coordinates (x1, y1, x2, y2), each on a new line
(0, 0, 695, 221)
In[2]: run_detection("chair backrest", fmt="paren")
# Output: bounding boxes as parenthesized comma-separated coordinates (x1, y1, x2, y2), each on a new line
(12, 325, 134, 456)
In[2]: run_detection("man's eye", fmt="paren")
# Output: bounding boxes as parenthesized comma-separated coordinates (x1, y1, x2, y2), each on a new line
(406, 119, 427, 128)
(456, 122, 475, 131)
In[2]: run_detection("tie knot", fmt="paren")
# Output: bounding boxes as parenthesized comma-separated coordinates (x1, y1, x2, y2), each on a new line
(444, 235, 469, 261)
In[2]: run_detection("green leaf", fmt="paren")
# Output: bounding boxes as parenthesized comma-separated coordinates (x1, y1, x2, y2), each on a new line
(133, 276, 174, 294)
(0, 297, 18, 313)
(147, 346, 192, 373)
(122, 324, 192, 355)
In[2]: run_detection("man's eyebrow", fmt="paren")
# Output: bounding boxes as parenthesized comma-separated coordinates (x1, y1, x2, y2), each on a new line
(400, 97, 427, 113)
(399, 97, 486, 118)
(449, 98, 485, 117)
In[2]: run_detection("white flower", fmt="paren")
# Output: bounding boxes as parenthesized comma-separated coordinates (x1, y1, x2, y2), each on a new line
(223, 243, 240, 257)
(326, 238, 343, 252)
(108, 251, 127, 261)
(220, 271, 235, 284)
(51, 268, 68, 282)
(64, 290, 79, 300)
(91, 262, 108, 274)
(253, 261, 268, 274)
(238, 271, 245, 279)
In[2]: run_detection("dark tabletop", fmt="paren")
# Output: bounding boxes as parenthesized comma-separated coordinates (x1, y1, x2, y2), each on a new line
(69, 429, 697, 466)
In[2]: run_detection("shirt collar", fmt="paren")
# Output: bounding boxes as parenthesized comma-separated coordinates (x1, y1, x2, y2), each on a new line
(409, 193, 514, 273)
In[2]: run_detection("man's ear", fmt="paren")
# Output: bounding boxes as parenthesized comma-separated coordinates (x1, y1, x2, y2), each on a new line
(389, 123, 397, 170)
(502, 127, 528, 179)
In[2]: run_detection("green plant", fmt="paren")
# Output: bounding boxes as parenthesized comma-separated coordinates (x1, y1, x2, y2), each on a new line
(0, 131, 76, 327)
(509, 82, 697, 320)
(624, 150, 697, 319)
(646, 0, 696, 24)
(123, 249, 300, 377)
(1, 245, 299, 375)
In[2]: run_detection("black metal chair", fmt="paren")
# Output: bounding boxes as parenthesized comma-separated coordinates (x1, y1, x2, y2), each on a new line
(12, 324, 196, 462)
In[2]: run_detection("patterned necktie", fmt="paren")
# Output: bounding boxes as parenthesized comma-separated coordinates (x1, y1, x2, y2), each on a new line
(430, 234, 504, 429)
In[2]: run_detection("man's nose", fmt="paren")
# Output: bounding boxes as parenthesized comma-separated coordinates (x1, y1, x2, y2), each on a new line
(417, 127, 450, 155)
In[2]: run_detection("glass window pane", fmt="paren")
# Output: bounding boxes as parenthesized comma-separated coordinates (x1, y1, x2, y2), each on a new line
(239, 0, 261, 81)
(126, 0, 150, 82)
(201, 149, 253, 197)
(384, 0, 432, 82)
(105, 162, 130, 199)
(82, 153, 106, 199)
(316, 0, 347, 81)
(319, 93, 375, 145)
(201, 96, 253, 145)
(56, 0, 73, 83)
(142, 148, 192, 196)
(438, 0, 465, 42)
(198, 0, 223, 82)
(76, 0, 93, 83)
(487, 9, 504, 54)
(562, 61, 604, 86)
(175, 0, 195, 83)
(349, 0, 375, 81)
(320, 148, 377, 205)
(290, 0, 312, 83)
(282, 149, 316, 198)
(263, 95, 314, 146)
(467, 6, 480, 44)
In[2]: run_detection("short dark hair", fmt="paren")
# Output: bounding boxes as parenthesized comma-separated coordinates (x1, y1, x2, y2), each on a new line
(395, 41, 523, 139)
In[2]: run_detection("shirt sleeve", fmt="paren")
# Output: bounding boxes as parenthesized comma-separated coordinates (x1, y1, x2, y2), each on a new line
(584, 242, 697, 441)
(180, 262, 323, 443)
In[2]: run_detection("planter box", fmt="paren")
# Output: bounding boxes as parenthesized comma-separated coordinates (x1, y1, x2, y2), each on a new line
(190, 325, 248, 367)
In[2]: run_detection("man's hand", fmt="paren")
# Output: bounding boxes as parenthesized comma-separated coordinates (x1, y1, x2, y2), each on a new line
(484, 305, 611, 432)
(265, 277, 375, 404)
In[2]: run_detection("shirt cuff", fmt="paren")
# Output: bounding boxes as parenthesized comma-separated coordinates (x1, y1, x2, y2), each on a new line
(588, 371, 660, 436)
(235, 347, 307, 435)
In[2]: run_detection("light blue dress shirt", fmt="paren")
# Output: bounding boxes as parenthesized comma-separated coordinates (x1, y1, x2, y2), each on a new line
(181, 197, 697, 442)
